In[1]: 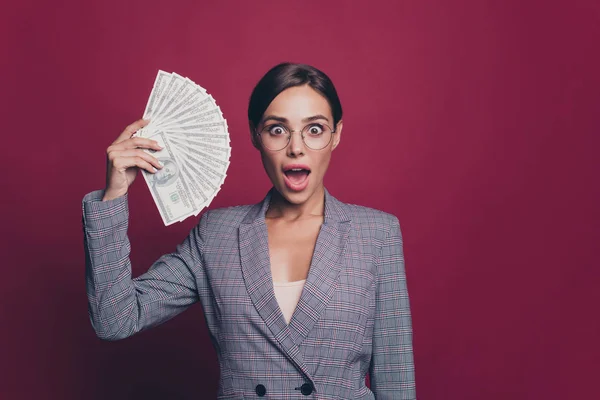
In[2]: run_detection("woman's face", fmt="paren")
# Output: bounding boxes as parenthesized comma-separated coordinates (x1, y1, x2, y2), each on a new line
(252, 84, 342, 205)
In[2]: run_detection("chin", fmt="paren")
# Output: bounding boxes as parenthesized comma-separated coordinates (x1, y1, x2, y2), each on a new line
(274, 185, 305, 204)
(275, 180, 322, 205)
(286, 191, 312, 205)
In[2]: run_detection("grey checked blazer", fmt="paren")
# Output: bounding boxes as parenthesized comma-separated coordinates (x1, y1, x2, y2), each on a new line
(82, 187, 416, 399)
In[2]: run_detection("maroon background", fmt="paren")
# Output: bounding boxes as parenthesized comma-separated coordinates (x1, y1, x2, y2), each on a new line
(2, 1, 599, 399)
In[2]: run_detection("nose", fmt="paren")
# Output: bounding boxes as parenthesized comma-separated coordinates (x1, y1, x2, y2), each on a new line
(287, 130, 305, 156)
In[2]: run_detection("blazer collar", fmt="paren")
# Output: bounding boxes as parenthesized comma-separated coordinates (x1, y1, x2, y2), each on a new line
(238, 186, 352, 381)
(241, 186, 351, 226)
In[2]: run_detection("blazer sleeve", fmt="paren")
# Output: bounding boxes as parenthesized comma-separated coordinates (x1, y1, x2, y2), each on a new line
(82, 189, 208, 341)
(369, 216, 416, 399)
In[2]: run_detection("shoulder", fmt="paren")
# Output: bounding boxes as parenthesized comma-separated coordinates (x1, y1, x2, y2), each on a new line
(338, 202, 405, 265)
(201, 203, 254, 231)
(327, 188, 399, 228)
(339, 200, 402, 243)
(326, 188, 402, 240)
(344, 202, 399, 227)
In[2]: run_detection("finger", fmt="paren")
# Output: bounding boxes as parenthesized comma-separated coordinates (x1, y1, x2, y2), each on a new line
(107, 137, 162, 154)
(114, 119, 150, 144)
(108, 148, 160, 169)
(114, 156, 157, 174)
(116, 149, 163, 169)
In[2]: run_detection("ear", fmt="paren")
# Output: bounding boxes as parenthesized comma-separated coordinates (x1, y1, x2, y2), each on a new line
(331, 119, 342, 151)
(249, 120, 261, 150)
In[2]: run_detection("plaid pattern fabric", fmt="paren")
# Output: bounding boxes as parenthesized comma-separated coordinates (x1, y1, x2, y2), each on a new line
(82, 187, 416, 399)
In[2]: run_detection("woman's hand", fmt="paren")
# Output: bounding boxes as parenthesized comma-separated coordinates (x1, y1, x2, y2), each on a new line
(102, 119, 164, 201)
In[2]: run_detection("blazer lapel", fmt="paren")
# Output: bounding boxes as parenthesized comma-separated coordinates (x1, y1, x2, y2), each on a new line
(287, 188, 351, 346)
(238, 188, 310, 376)
(238, 187, 352, 376)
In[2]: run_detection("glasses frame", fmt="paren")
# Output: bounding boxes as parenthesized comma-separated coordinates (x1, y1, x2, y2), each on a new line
(255, 122, 338, 151)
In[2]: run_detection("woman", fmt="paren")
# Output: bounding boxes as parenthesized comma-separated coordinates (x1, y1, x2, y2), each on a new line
(82, 63, 416, 399)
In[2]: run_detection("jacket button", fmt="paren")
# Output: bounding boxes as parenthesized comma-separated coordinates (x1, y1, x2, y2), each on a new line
(255, 384, 266, 397)
(300, 382, 313, 395)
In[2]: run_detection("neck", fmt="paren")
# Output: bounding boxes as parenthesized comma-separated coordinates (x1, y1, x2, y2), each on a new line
(266, 186, 325, 221)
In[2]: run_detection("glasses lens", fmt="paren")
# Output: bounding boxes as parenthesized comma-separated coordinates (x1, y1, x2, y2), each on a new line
(260, 125, 289, 151)
(302, 123, 333, 150)
(258, 123, 334, 151)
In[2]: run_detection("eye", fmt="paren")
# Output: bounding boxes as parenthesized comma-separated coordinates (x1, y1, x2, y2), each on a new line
(267, 124, 287, 136)
(306, 124, 324, 136)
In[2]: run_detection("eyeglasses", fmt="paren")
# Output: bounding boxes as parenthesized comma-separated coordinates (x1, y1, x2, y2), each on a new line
(256, 122, 337, 151)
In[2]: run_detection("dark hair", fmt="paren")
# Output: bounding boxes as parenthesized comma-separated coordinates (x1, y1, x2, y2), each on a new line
(247, 62, 343, 133)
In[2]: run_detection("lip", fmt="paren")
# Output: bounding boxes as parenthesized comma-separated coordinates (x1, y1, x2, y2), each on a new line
(282, 163, 311, 172)
(282, 164, 311, 192)
(283, 172, 310, 192)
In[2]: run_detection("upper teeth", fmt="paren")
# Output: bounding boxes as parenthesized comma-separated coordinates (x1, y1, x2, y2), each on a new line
(291, 168, 302, 171)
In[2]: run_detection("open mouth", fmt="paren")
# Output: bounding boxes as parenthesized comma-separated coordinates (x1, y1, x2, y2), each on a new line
(284, 168, 311, 184)
(282, 165, 311, 191)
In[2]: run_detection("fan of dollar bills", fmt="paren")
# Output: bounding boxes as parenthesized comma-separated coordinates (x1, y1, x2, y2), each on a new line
(134, 70, 231, 226)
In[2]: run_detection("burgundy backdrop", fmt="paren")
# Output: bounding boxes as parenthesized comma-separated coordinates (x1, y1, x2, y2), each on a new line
(2, 1, 599, 399)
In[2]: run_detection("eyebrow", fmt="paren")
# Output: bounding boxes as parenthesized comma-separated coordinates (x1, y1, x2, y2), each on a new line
(262, 114, 330, 124)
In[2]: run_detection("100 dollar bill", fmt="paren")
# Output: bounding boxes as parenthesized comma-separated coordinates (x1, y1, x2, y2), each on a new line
(140, 131, 198, 225)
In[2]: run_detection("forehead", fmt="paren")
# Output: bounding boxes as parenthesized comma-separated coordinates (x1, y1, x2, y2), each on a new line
(263, 85, 332, 122)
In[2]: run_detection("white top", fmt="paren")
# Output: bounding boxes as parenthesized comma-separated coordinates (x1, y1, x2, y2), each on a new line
(273, 279, 306, 324)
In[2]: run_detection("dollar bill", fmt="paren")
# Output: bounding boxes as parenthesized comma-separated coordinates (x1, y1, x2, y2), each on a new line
(141, 131, 199, 225)
(155, 83, 209, 129)
(142, 70, 171, 124)
(169, 136, 231, 158)
(152, 73, 188, 122)
(138, 70, 231, 225)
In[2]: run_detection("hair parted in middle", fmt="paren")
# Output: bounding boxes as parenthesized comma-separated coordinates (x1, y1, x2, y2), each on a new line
(247, 62, 343, 136)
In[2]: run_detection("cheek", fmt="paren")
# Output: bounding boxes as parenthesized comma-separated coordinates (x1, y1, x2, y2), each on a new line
(315, 153, 333, 175)
(260, 151, 279, 176)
